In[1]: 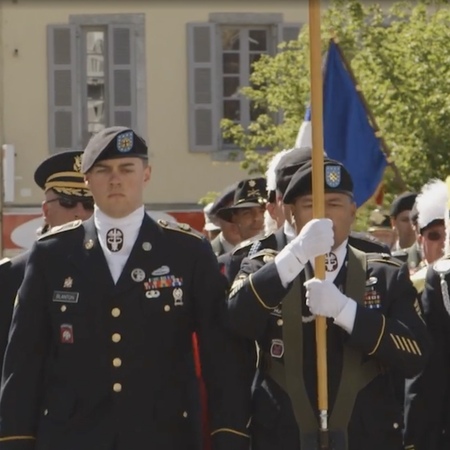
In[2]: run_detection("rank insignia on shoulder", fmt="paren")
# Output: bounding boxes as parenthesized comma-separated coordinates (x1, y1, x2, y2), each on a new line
(38, 219, 82, 240)
(250, 248, 279, 261)
(158, 220, 203, 239)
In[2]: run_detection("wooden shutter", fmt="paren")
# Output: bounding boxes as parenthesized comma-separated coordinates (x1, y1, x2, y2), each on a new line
(47, 24, 79, 153)
(108, 24, 137, 130)
(187, 23, 219, 152)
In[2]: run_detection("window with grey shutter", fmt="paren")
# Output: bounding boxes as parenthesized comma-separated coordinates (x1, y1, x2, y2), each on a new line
(47, 24, 80, 153)
(187, 23, 219, 152)
(107, 24, 137, 130)
(277, 23, 302, 45)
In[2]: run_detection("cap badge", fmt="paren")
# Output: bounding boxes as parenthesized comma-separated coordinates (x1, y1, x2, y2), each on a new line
(116, 131, 134, 153)
(73, 155, 82, 172)
(325, 165, 341, 188)
(248, 180, 256, 187)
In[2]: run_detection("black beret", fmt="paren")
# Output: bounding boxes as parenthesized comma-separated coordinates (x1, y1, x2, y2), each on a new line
(210, 182, 239, 217)
(217, 177, 267, 222)
(34, 150, 92, 198)
(275, 147, 313, 195)
(283, 158, 353, 204)
(81, 126, 148, 173)
(389, 191, 417, 217)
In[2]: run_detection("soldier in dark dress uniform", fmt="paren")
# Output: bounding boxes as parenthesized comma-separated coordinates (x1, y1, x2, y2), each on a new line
(226, 158, 429, 450)
(219, 148, 389, 284)
(209, 182, 240, 257)
(0, 127, 250, 450)
(0, 150, 93, 374)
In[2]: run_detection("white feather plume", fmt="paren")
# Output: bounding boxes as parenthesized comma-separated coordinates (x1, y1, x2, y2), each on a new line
(416, 179, 447, 230)
(265, 147, 313, 191)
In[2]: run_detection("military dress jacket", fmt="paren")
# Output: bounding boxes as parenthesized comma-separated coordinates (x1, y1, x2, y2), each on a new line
(218, 228, 287, 283)
(0, 251, 29, 372)
(218, 228, 389, 285)
(404, 259, 450, 450)
(227, 246, 429, 450)
(0, 215, 250, 450)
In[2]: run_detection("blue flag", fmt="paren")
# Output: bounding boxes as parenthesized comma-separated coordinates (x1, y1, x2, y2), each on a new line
(323, 40, 387, 207)
(295, 41, 387, 207)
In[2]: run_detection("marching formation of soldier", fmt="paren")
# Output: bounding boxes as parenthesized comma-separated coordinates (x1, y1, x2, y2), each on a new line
(0, 118, 448, 450)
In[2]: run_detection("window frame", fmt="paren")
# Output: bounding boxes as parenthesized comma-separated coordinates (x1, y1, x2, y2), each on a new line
(47, 13, 147, 154)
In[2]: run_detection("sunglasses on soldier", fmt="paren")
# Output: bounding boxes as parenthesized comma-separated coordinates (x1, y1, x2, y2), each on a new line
(45, 196, 94, 211)
(423, 230, 443, 241)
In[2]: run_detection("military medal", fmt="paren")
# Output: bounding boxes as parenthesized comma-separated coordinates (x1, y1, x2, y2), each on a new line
(173, 288, 184, 306)
(106, 228, 124, 252)
(325, 252, 338, 272)
(131, 268, 145, 282)
(364, 287, 381, 309)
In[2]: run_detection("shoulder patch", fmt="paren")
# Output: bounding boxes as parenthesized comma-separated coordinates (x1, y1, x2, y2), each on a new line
(38, 219, 82, 241)
(158, 220, 203, 239)
(231, 232, 275, 256)
(249, 248, 279, 262)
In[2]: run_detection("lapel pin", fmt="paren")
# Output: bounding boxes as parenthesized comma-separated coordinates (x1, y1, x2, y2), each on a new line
(85, 239, 94, 250)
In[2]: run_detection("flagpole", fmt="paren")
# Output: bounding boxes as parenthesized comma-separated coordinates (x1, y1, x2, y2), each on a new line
(309, 0, 329, 447)
(331, 38, 407, 192)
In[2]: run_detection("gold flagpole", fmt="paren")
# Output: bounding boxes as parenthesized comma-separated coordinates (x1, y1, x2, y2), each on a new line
(308, 0, 329, 446)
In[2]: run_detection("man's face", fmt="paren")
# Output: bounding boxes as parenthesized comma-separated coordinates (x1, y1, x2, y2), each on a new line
(266, 194, 286, 229)
(291, 192, 356, 249)
(419, 222, 445, 264)
(42, 190, 93, 227)
(85, 158, 151, 218)
(231, 205, 265, 240)
(391, 210, 415, 248)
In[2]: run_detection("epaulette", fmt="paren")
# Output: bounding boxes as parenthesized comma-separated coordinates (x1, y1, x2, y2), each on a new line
(249, 248, 279, 263)
(0, 257, 11, 269)
(366, 252, 402, 268)
(38, 219, 82, 241)
(158, 220, 203, 239)
(231, 232, 274, 256)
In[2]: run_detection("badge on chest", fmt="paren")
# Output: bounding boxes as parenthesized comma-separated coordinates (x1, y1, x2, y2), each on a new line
(364, 276, 381, 309)
(143, 269, 184, 307)
(60, 324, 74, 344)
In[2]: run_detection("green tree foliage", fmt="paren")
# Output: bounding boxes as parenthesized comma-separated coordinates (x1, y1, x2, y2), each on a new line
(221, 0, 450, 228)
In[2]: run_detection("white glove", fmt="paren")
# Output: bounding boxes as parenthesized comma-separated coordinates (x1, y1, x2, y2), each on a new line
(304, 278, 357, 333)
(275, 218, 334, 286)
(290, 218, 334, 265)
